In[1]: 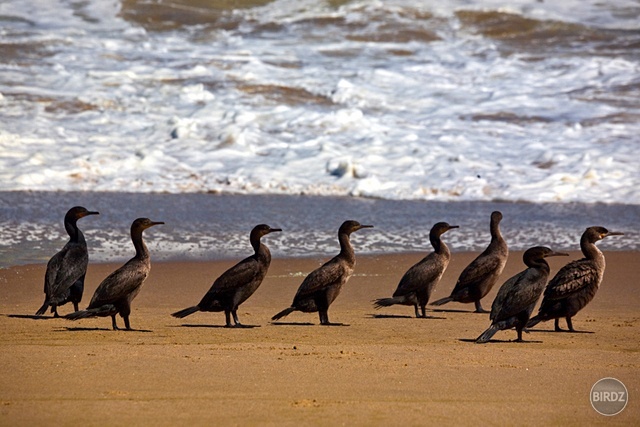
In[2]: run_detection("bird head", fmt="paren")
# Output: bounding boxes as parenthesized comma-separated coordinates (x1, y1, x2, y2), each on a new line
(339, 220, 373, 235)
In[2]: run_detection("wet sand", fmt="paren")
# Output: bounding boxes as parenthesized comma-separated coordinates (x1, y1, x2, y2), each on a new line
(1, 251, 638, 425)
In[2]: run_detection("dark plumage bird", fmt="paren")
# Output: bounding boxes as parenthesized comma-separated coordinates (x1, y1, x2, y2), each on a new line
(66, 218, 163, 330)
(373, 222, 458, 318)
(476, 246, 568, 343)
(172, 224, 281, 327)
(527, 226, 624, 332)
(271, 220, 373, 325)
(36, 206, 99, 317)
(431, 211, 508, 313)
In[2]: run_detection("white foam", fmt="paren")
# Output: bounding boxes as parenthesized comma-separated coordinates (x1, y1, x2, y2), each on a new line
(0, 0, 638, 204)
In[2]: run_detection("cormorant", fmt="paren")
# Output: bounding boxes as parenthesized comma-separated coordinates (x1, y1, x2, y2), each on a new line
(36, 206, 99, 317)
(66, 218, 163, 330)
(527, 226, 624, 332)
(271, 220, 373, 325)
(476, 246, 568, 343)
(373, 222, 458, 318)
(431, 211, 508, 312)
(172, 224, 281, 327)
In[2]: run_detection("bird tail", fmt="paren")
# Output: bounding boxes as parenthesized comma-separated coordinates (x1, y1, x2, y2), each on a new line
(476, 325, 500, 344)
(372, 297, 401, 309)
(526, 316, 542, 329)
(430, 296, 453, 306)
(171, 306, 200, 319)
(272, 307, 296, 321)
(65, 305, 115, 321)
(35, 300, 49, 316)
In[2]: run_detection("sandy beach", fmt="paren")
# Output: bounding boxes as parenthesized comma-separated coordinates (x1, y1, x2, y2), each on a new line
(0, 250, 637, 425)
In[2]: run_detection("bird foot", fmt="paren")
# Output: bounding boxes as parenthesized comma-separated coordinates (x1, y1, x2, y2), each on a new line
(320, 322, 349, 326)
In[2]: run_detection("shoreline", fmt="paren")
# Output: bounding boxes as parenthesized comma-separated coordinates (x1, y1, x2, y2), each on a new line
(1, 191, 639, 268)
(1, 251, 638, 424)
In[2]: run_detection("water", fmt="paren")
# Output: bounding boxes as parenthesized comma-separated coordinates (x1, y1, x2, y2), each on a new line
(0, 192, 636, 267)
(1, 1, 639, 266)
(1, 0, 639, 203)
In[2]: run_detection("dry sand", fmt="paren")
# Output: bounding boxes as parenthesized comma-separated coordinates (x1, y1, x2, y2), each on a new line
(1, 251, 638, 425)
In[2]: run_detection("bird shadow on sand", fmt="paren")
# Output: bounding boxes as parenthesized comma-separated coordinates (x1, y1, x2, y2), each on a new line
(175, 324, 261, 329)
(458, 338, 543, 344)
(59, 327, 153, 333)
(526, 328, 594, 334)
(6, 314, 56, 320)
(369, 313, 447, 320)
(430, 308, 485, 314)
(270, 321, 329, 326)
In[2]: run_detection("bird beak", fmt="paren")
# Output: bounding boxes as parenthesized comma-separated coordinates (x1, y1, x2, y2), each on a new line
(547, 251, 569, 258)
(270, 228, 283, 233)
(151, 221, 165, 226)
(359, 225, 374, 229)
(449, 225, 460, 230)
(605, 231, 624, 237)
(83, 211, 100, 217)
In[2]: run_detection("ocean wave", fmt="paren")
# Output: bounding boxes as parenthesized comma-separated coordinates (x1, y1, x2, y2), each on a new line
(0, 0, 638, 204)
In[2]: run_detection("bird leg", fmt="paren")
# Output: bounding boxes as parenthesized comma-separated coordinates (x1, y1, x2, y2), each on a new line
(474, 300, 489, 314)
(319, 310, 329, 325)
(123, 315, 131, 330)
(231, 309, 246, 328)
(563, 317, 593, 333)
(414, 304, 420, 318)
(553, 318, 570, 332)
(566, 317, 575, 332)
(319, 311, 347, 326)
(224, 311, 233, 328)
(73, 301, 80, 312)
(111, 315, 119, 330)
(420, 305, 427, 318)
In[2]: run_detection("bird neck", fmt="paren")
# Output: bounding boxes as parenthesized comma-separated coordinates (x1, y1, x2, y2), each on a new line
(64, 219, 83, 243)
(490, 220, 502, 241)
(252, 237, 271, 264)
(580, 235, 604, 262)
(338, 232, 356, 265)
(488, 221, 506, 253)
(430, 234, 449, 256)
(131, 228, 149, 260)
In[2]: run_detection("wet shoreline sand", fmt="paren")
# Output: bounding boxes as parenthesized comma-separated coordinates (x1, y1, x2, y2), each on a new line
(1, 251, 638, 425)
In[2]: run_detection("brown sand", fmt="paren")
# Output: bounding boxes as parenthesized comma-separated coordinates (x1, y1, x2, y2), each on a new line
(1, 251, 638, 425)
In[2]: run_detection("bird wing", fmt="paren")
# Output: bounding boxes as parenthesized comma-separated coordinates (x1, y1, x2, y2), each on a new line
(46, 243, 88, 297)
(294, 258, 347, 300)
(212, 257, 259, 291)
(89, 261, 148, 307)
(543, 259, 595, 300)
(491, 269, 544, 322)
(394, 254, 443, 296)
(453, 254, 503, 291)
(199, 257, 260, 305)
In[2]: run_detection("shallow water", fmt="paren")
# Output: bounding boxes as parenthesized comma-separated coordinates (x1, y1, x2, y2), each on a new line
(1, 0, 639, 203)
(0, 192, 636, 267)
